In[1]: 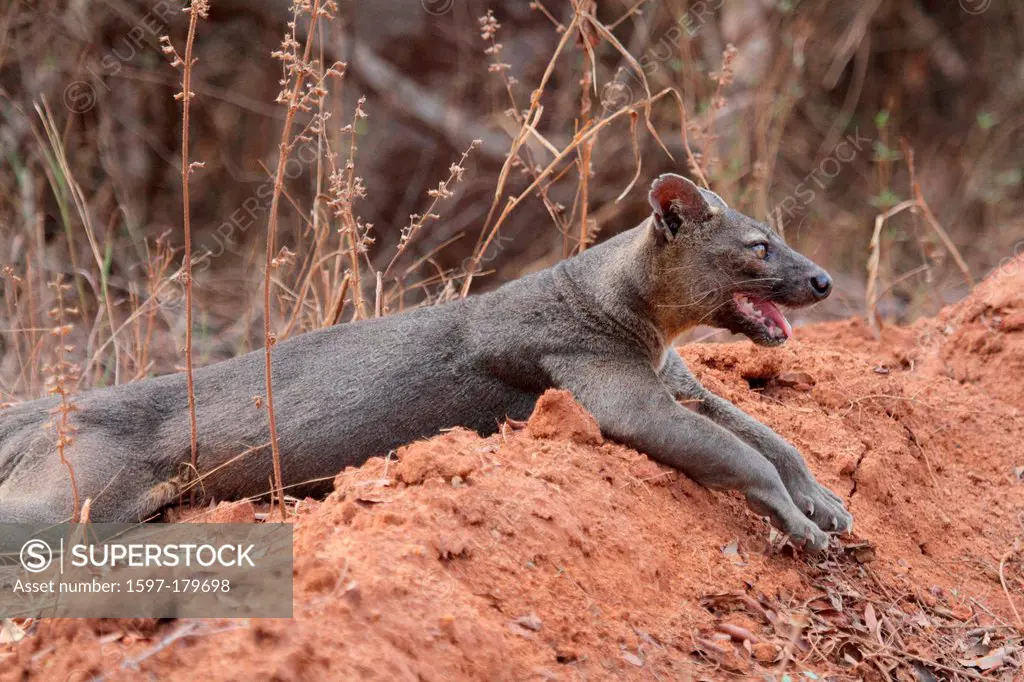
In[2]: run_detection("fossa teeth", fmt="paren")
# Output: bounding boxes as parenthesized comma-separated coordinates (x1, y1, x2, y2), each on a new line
(735, 295, 761, 318)
(734, 294, 788, 339)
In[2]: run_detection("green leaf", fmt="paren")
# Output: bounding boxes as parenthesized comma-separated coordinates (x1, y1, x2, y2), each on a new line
(869, 189, 903, 209)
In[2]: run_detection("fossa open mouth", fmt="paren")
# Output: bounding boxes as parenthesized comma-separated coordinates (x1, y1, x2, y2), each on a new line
(733, 293, 794, 341)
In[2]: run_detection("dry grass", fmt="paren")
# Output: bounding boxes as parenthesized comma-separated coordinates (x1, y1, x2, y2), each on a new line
(0, 1, 1020, 527)
(160, 0, 208, 505)
(4, 8, 1020, 672)
(0, 0, 727, 520)
(866, 141, 974, 335)
(43, 279, 81, 522)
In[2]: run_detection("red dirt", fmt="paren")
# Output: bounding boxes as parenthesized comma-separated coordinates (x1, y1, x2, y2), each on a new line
(4, 258, 1024, 681)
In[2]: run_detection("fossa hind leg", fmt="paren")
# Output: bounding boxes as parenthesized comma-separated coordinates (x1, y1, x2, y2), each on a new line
(0, 435, 181, 523)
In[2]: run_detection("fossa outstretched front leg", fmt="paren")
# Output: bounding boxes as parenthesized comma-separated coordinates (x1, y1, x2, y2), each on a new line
(659, 350, 852, 534)
(548, 355, 829, 551)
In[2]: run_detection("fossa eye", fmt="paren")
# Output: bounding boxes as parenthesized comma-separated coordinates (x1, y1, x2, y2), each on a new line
(751, 243, 768, 259)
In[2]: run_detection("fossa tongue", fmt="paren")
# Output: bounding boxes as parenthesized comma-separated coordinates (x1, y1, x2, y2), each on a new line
(734, 293, 793, 340)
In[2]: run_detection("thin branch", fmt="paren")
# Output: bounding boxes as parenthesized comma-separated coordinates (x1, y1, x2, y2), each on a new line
(164, 0, 210, 506)
(263, 0, 328, 513)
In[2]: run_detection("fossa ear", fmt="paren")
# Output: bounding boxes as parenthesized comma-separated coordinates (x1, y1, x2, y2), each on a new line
(647, 173, 720, 237)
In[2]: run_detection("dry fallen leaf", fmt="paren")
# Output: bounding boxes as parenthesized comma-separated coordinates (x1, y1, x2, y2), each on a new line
(864, 602, 885, 646)
(864, 602, 877, 634)
(959, 645, 1015, 671)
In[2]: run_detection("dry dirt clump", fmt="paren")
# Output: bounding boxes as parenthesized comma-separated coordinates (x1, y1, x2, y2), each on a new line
(526, 389, 604, 446)
(4, 268, 1024, 680)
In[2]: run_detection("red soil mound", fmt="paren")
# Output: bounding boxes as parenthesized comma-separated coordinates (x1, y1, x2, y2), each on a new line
(4, 263, 1024, 680)
(927, 254, 1024, 412)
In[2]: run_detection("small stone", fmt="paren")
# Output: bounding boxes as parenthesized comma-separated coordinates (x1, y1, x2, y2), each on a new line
(949, 602, 973, 621)
(439, 614, 458, 641)
(513, 614, 543, 632)
(776, 371, 816, 391)
(751, 642, 779, 664)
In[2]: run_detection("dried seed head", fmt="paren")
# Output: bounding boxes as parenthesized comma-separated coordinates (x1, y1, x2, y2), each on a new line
(185, 0, 209, 19)
(479, 11, 500, 41)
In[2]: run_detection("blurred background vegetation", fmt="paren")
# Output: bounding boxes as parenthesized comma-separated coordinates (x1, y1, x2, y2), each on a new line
(1, 0, 1022, 399)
